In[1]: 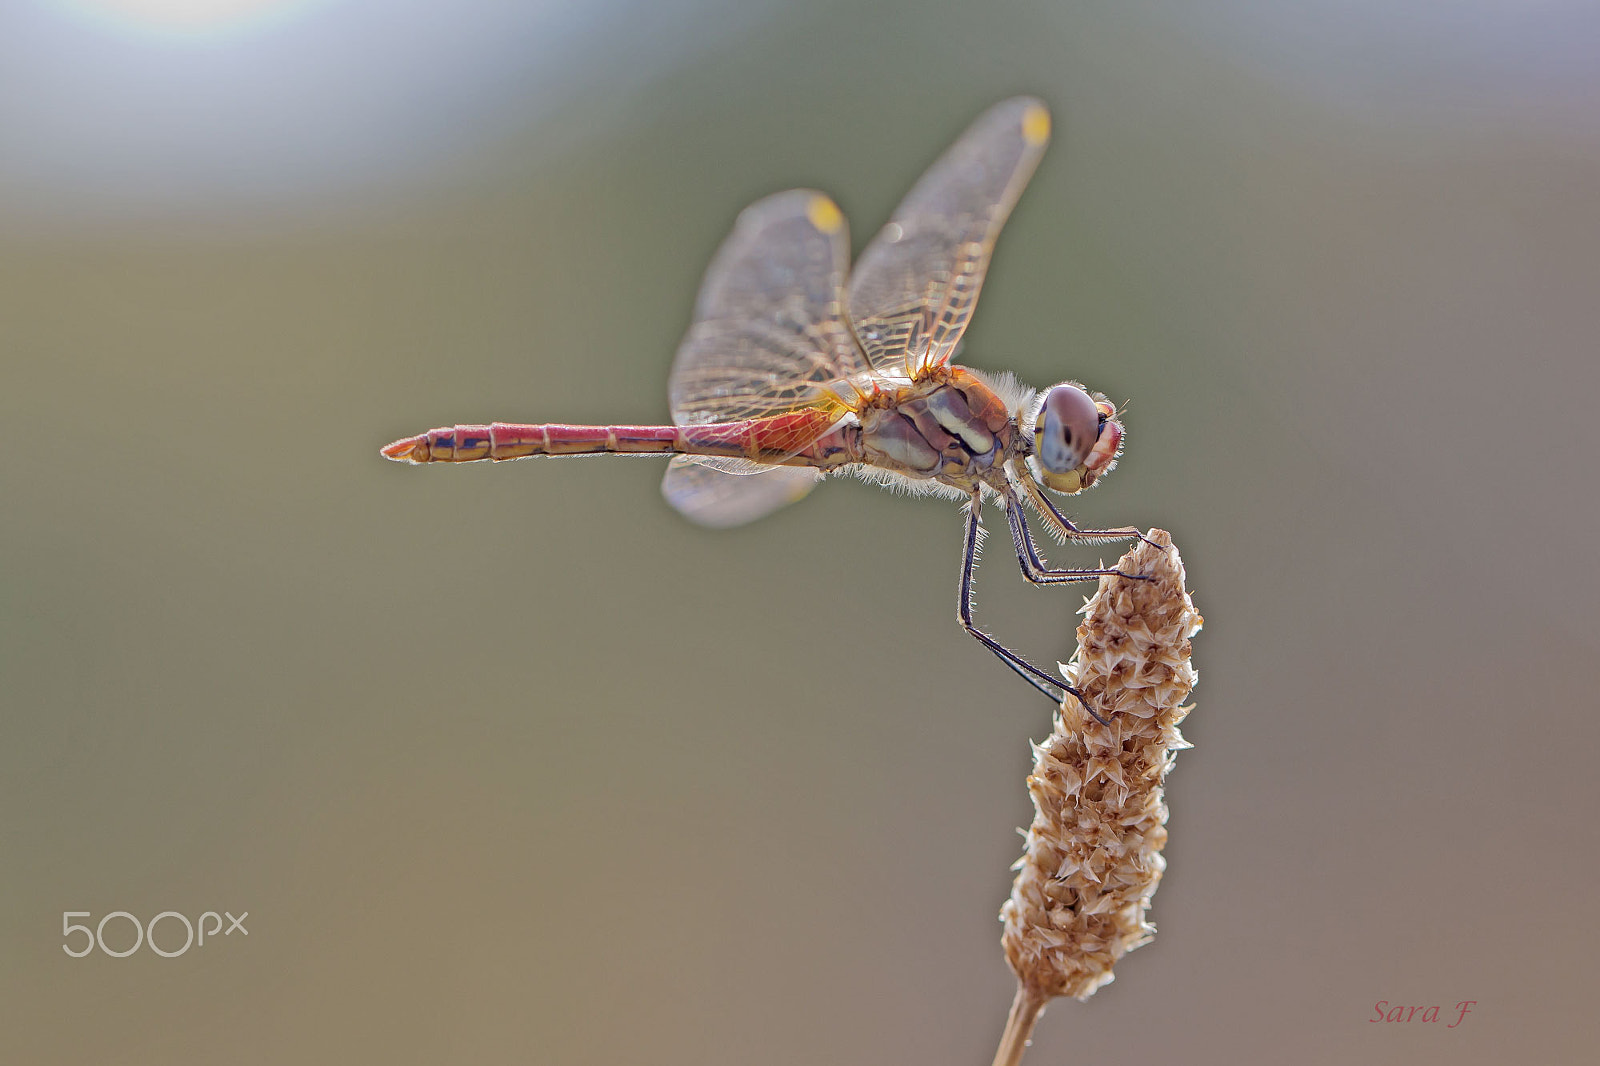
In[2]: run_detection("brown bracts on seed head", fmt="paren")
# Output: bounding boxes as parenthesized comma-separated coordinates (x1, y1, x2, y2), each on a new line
(1000, 529, 1201, 1009)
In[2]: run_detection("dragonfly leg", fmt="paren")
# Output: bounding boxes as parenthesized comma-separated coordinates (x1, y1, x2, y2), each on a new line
(1012, 464, 1160, 549)
(958, 496, 1110, 725)
(1004, 494, 1154, 587)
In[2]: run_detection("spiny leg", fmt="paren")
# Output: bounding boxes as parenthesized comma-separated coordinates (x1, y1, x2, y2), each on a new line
(1004, 492, 1154, 587)
(957, 494, 1110, 725)
(1011, 462, 1159, 548)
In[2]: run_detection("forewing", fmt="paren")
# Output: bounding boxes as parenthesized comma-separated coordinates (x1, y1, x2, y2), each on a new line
(669, 189, 876, 428)
(661, 455, 822, 528)
(847, 97, 1051, 378)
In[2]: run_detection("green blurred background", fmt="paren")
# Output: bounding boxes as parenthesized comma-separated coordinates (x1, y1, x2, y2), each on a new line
(4, 1, 1597, 1062)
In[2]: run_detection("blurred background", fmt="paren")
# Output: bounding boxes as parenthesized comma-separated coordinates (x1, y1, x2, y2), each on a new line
(4, 1, 1598, 1062)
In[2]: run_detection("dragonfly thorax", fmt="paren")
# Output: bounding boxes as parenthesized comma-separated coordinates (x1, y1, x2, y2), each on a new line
(856, 366, 1017, 487)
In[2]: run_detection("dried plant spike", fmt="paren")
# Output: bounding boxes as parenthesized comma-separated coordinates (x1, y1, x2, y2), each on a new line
(995, 528, 1201, 1059)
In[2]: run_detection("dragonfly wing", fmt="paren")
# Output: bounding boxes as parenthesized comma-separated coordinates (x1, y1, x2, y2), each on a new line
(661, 455, 822, 528)
(847, 97, 1051, 378)
(669, 189, 876, 428)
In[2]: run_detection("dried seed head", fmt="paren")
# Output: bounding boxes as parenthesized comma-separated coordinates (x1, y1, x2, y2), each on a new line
(1000, 529, 1201, 1003)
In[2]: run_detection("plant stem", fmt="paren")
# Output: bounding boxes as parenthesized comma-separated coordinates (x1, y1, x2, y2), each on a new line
(991, 984, 1047, 1066)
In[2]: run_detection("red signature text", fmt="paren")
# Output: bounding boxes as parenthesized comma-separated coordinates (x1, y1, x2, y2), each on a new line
(1370, 1000, 1475, 1028)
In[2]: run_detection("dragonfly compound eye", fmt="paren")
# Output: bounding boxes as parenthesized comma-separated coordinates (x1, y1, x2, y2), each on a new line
(1035, 383, 1100, 475)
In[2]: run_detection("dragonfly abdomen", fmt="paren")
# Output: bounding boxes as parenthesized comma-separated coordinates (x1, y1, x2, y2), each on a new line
(381, 407, 845, 465)
(380, 423, 670, 463)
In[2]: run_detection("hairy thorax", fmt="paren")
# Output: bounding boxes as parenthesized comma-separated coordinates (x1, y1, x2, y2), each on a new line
(856, 365, 1016, 488)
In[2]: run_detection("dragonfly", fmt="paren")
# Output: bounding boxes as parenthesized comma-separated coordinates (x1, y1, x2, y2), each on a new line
(382, 96, 1150, 723)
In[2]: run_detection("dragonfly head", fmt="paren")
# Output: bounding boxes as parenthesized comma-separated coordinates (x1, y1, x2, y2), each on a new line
(1029, 382, 1123, 495)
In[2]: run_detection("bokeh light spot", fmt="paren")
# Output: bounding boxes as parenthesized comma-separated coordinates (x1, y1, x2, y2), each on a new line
(62, 0, 310, 34)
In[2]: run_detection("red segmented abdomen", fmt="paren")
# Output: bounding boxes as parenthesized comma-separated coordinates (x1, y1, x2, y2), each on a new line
(380, 407, 846, 465)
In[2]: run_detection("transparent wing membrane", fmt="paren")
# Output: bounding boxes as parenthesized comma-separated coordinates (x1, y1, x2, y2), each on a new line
(847, 97, 1050, 378)
(663, 189, 874, 527)
(668, 189, 874, 427)
(676, 456, 773, 476)
(661, 455, 822, 528)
